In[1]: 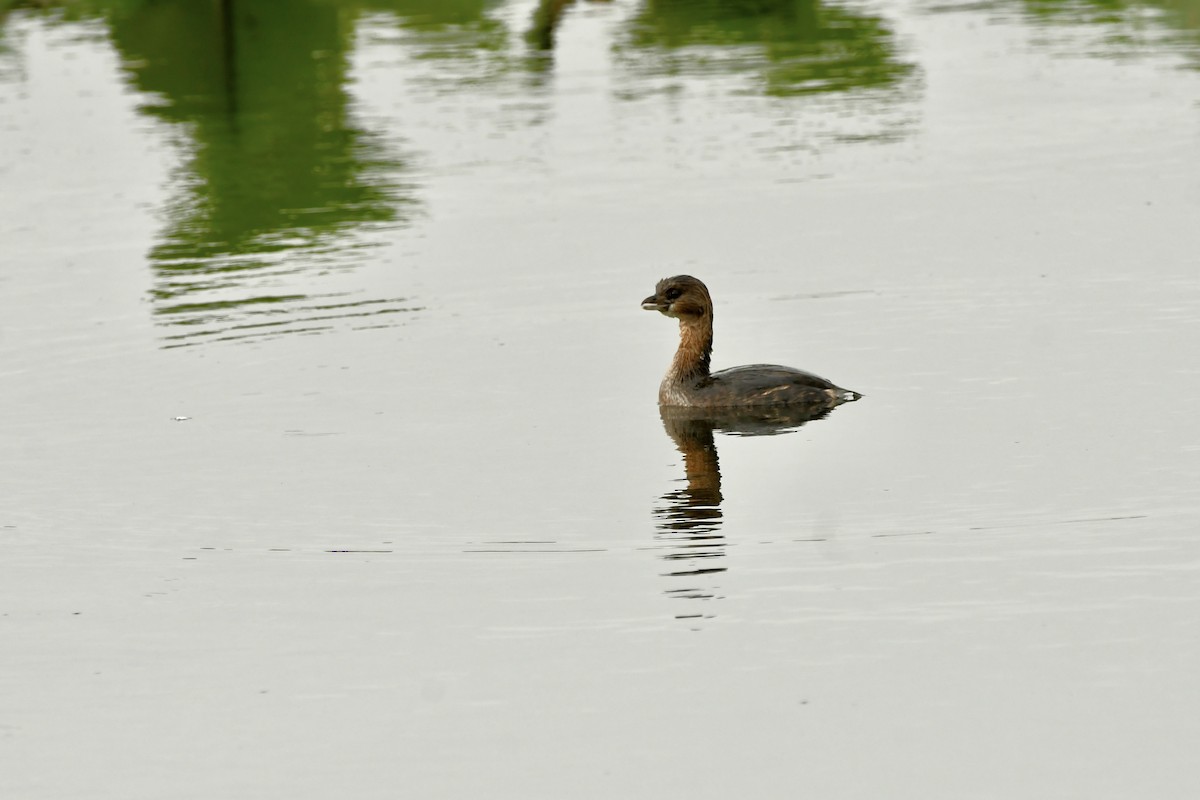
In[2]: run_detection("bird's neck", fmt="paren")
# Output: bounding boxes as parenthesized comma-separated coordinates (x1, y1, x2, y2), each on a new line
(668, 316, 712, 382)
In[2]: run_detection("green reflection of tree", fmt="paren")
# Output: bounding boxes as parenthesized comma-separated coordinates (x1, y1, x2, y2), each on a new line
(361, 0, 501, 28)
(356, 0, 513, 89)
(1022, 0, 1200, 30)
(622, 0, 915, 97)
(1, 0, 532, 345)
(102, 1, 409, 313)
(1016, 0, 1200, 65)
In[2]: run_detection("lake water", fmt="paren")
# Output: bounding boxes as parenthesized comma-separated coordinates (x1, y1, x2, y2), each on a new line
(2, 0, 1199, 796)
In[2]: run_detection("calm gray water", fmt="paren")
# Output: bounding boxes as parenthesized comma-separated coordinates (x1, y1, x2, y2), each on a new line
(2, 0, 1199, 797)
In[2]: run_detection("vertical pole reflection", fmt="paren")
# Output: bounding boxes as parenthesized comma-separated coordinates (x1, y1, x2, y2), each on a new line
(218, 0, 238, 120)
(527, 0, 575, 51)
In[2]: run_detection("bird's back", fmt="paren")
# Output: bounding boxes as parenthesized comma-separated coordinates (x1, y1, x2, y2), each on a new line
(694, 364, 859, 408)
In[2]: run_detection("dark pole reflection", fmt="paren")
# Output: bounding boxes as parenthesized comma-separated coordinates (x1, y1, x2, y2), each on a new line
(527, 0, 575, 51)
(527, 0, 614, 51)
(218, 0, 238, 120)
(652, 402, 843, 620)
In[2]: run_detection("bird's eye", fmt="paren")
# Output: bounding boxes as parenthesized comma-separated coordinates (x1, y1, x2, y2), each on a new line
(664, 288, 682, 301)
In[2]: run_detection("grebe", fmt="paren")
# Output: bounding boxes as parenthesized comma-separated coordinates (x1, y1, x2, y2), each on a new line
(641, 275, 860, 409)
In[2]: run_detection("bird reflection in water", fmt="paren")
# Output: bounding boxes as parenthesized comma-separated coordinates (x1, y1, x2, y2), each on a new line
(653, 401, 844, 619)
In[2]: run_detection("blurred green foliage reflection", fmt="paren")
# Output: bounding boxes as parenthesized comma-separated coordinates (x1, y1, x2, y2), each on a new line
(621, 0, 914, 96)
(2, 0, 1197, 344)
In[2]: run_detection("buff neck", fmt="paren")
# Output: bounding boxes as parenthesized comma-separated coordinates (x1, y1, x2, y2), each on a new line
(660, 314, 713, 403)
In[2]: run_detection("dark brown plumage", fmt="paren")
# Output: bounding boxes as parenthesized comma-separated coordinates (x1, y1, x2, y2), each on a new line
(641, 275, 860, 409)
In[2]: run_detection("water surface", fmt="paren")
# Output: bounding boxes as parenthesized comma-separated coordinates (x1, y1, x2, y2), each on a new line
(2, 0, 1199, 797)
